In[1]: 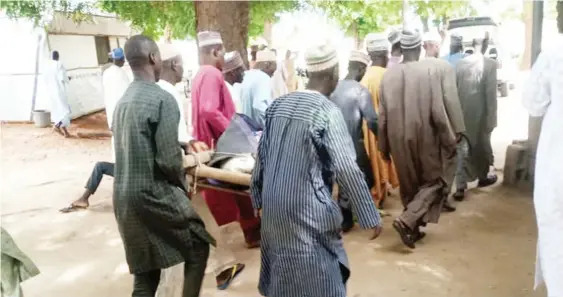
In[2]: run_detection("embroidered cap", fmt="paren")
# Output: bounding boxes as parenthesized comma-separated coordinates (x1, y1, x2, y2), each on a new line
(197, 31, 223, 48)
(305, 42, 339, 73)
(365, 33, 390, 52)
(223, 51, 245, 73)
(349, 50, 371, 66)
(256, 50, 276, 63)
(388, 29, 401, 45)
(400, 29, 422, 49)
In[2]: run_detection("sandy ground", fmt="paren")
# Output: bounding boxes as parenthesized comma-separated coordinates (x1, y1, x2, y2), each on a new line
(0, 78, 546, 297)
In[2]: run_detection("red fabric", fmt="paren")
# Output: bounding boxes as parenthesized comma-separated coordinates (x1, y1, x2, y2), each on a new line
(192, 65, 260, 244)
(191, 65, 236, 147)
(202, 190, 261, 244)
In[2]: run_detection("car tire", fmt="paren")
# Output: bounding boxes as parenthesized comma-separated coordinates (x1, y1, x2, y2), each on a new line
(499, 82, 509, 97)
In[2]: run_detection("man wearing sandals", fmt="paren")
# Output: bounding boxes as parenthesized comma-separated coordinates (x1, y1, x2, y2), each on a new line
(379, 30, 457, 249)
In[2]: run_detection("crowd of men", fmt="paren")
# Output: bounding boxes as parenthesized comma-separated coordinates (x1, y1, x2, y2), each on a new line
(40, 20, 562, 297)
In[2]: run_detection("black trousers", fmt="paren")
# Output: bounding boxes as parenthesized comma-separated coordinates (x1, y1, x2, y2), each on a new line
(85, 162, 114, 193)
(132, 241, 210, 297)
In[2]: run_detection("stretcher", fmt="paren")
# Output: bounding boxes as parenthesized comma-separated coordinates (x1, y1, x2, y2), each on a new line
(183, 151, 251, 196)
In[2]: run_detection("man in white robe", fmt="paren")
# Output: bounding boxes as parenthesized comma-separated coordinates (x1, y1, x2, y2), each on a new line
(523, 11, 563, 296)
(44, 50, 71, 137)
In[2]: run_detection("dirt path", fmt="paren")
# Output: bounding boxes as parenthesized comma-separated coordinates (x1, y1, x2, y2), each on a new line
(0, 95, 544, 296)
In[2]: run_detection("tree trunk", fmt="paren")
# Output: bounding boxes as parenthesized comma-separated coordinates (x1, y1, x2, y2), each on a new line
(263, 21, 273, 47)
(163, 24, 172, 44)
(421, 16, 429, 32)
(194, 1, 250, 67)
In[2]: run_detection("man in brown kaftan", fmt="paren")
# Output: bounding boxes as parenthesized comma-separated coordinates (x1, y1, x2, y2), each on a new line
(379, 30, 457, 249)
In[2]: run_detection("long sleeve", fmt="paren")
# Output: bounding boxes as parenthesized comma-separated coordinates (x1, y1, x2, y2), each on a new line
(324, 107, 381, 229)
(485, 59, 498, 131)
(431, 70, 457, 153)
(250, 127, 267, 210)
(155, 96, 187, 193)
(442, 65, 466, 134)
(200, 73, 232, 134)
(176, 95, 192, 144)
(358, 88, 378, 135)
(378, 83, 390, 156)
(523, 52, 551, 117)
(252, 76, 272, 127)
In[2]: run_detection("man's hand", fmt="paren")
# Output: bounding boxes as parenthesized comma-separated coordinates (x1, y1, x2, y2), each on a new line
(189, 140, 209, 153)
(369, 225, 383, 240)
(254, 209, 262, 218)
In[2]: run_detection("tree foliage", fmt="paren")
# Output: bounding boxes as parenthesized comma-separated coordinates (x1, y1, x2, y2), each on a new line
(1, 0, 300, 40)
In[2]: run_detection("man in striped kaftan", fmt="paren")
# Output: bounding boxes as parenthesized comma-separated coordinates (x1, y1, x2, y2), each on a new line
(251, 43, 383, 297)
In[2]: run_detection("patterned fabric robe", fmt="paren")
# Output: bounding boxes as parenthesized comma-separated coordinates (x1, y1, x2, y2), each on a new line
(379, 62, 457, 228)
(360, 66, 400, 206)
(251, 90, 381, 297)
(112, 80, 215, 274)
(455, 54, 497, 181)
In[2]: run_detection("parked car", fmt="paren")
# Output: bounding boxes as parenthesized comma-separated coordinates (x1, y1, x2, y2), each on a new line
(447, 16, 514, 97)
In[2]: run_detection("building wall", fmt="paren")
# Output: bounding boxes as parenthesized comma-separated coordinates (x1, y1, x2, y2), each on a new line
(48, 35, 99, 69)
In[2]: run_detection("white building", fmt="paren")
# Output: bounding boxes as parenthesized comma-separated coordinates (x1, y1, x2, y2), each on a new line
(0, 12, 136, 122)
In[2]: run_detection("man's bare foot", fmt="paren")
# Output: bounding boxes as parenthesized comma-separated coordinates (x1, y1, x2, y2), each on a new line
(61, 128, 71, 138)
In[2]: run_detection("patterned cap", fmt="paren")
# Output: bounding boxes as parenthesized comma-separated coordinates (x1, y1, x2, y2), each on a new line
(365, 33, 390, 52)
(158, 43, 181, 61)
(305, 42, 339, 73)
(349, 50, 371, 66)
(256, 50, 276, 63)
(388, 29, 401, 45)
(400, 29, 422, 49)
(450, 33, 463, 46)
(197, 31, 223, 48)
(223, 51, 244, 73)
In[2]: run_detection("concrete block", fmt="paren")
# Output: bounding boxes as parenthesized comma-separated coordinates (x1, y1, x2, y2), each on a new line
(503, 144, 529, 187)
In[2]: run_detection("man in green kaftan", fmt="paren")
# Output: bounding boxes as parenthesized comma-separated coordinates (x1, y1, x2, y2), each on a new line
(111, 35, 215, 297)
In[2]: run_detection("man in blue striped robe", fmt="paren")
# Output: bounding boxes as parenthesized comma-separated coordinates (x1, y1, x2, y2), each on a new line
(250, 43, 383, 297)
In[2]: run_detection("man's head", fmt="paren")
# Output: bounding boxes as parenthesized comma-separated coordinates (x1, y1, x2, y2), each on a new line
(254, 50, 277, 77)
(111, 48, 125, 67)
(197, 31, 225, 70)
(347, 50, 371, 82)
(305, 43, 340, 96)
(471, 38, 484, 55)
(124, 35, 162, 82)
(223, 51, 246, 85)
(365, 32, 390, 67)
(388, 30, 402, 55)
(400, 29, 422, 63)
(422, 31, 442, 58)
(52, 50, 59, 61)
(159, 43, 184, 85)
(450, 33, 464, 54)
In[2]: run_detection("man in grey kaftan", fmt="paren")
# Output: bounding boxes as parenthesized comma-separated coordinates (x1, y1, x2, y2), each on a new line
(329, 50, 378, 232)
(379, 30, 457, 248)
(112, 35, 215, 297)
(454, 38, 498, 199)
(251, 44, 382, 297)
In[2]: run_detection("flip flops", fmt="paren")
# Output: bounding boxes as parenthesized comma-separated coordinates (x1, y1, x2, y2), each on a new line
(59, 204, 88, 213)
(217, 263, 245, 290)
